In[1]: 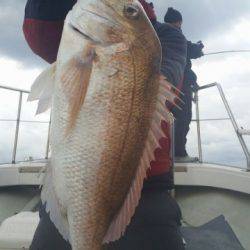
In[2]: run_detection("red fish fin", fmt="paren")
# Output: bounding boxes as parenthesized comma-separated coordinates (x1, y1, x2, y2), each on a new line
(159, 75, 184, 96)
(61, 45, 96, 133)
(158, 75, 184, 109)
(103, 75, 175, 243)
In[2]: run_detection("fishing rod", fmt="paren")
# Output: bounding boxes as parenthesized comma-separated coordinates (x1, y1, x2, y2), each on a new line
(203, 50, 250, 56)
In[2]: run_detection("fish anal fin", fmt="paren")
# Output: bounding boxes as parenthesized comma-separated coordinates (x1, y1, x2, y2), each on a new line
(103, 153, 148, 244)
(103, 138, 157, 244)
(41, 162, 70, 243)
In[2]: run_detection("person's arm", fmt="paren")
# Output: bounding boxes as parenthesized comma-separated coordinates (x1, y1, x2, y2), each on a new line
(23, 0, 76, 63)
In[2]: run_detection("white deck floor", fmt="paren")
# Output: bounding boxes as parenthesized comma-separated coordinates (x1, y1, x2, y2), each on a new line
(0, 162, 249, 249)
(176, 186, 250, 250)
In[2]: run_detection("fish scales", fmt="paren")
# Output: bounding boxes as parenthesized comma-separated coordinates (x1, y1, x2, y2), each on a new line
(105, 44, 159, 204)
(53, 46, 158, 249)
(62, 43, 158, 249)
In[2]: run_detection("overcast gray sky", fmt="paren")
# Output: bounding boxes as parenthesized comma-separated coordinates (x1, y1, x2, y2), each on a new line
(0, 0, 250, 167)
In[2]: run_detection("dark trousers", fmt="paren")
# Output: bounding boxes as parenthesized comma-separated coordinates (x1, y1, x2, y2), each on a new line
(172, 87, 192, 157)
(30, 189, 185, 250)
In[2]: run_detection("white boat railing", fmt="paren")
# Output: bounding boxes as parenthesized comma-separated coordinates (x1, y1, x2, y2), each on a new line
(0, 83, 249, 171)
(0, 85, 50, 164)
(194, 83, 250, 171)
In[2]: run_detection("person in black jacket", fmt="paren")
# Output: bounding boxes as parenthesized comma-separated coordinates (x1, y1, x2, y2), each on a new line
(163, 7, 204, 162)
(154, 8, 187, 88)
(174, 40, 204, 162)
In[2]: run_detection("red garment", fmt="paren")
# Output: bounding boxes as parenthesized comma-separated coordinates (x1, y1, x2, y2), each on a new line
(138, 0, 173, 177)
(138, 0, 157, 22)
(147, 121, 172, 177)
(148, 79, 183, 177)
(23, 19, 64, 63)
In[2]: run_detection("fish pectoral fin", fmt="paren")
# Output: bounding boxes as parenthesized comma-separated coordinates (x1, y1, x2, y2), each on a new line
(36, 98, 52, 115)
(28, 63, 56, 115)
(61, 45, 96, 132)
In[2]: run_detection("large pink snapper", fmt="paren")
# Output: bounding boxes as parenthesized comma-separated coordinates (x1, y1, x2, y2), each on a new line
(28, 0, 178, 249)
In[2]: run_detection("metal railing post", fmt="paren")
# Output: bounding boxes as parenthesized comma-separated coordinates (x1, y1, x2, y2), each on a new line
(12, 91, 23, 163)
(195, 91, 203, 163)
(197, 82, 250, 170)
(0, 84, 51, 165)
(216, 83, 250, 170)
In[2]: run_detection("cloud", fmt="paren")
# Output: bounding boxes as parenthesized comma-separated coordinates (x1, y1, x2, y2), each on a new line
(154, 0, 250, 41)
(1, 0, 250, 67)
(204, 18, 250, 54)
(0, 0, 47, 68)
(0, 58, 42, 89)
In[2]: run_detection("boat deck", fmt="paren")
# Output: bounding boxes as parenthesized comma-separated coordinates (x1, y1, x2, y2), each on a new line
(0, 186, 39, 223)
(0, 162, 250, 249)
(176, 186, 250, 249)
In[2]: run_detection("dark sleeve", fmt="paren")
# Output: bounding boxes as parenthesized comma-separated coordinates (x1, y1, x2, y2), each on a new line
(155, 23, 187, 87)
(187, 41, 203, 60)
(23, 0, 76, 63)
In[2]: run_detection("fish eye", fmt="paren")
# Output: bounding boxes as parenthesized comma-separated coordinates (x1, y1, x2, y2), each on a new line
(124, 4, 140, 19)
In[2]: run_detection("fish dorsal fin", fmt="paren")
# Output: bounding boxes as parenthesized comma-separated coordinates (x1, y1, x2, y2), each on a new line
(27, 63, 56, 114)
(103, 75, 177, 243)
(61, 44, 96, 133)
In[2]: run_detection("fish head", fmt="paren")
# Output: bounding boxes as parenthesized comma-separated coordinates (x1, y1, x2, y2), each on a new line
(58, 0, 161, 133)
(68, 0, 157, 46)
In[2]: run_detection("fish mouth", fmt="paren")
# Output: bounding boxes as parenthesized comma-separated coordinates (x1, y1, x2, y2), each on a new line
(69, 7, 119, 45)
(69, 23, 98, 43)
